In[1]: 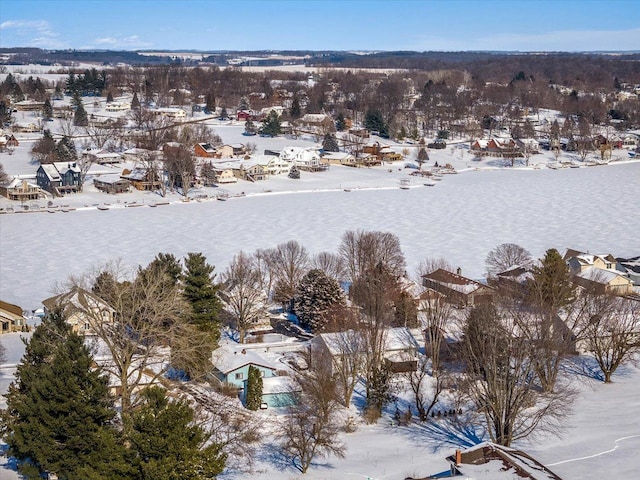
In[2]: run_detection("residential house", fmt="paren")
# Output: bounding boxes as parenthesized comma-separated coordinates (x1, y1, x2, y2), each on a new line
(93, 174, 131, 194)
(322, 151, 356, 166)
(211, 344, 296, 408)
(0, 133, 19, 151)
(564, 249, 633, 295)
(36, 162, 82, 195)
(253, 154, 291, 176)
(120, 167, 162, 191)
(311, 326, 420, 375)
(0, 300, 26, 334)
(216, 144, 245, 158)
(575, 267, 633, 295)
(0, 178, 41, 201)
(210, 164, 237, 184)
(230, 159, 267, 181)
(12, 121, 39, 133)
(122, 147, 158, 163)
(471, 137, 519, 157)
(279, 146, 326, 171)
(423, 442, 563, 479)
(105, 101, 130, 112)
(422, 268, 494, 307)
(298, 113, 334, 134)
(151, 107, 187, 121)
(515, 138, 540, 154)
(236, 109, 263, 122)
(194, 142, 217, 158)
(42, 287, 116, 336)
(617, 256, 640, 286)
(86, 150, 122, 165)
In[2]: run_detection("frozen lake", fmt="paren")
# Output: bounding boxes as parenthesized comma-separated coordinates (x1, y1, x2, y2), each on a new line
(1, 162, 639, 310)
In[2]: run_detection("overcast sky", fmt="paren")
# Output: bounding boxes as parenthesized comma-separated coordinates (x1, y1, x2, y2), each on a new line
(1, 0, 639, 52)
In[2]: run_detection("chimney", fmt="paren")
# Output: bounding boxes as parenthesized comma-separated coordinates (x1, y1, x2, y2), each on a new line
(456, 267, 462, 276)
(455, 449, 461, 466)
(241, 349, 246, 355)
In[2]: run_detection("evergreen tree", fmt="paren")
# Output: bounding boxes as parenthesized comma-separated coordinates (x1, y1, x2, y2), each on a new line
(245, 365, 263, 411)
(146, 252, 183, 286)
(288, 164, 300, 179)
(259, 110, 282, 137)
(416, 146, 429, 170)
(322, 132, 339, 152)
(131, 91, 141, 109)
(129, 386, 226, 480)
(335, 112, 347, 132)
(244, 119, 257, 135)
(106, 91, 114, 103)
(295, 269, 345, 332)
(219, 106, 228, 120)
(529, 248, 575, 314)
(0, 162, 9, 184)
(0, 99, 12, 125)
(183, 252, 222, 342)
(42, 97, 53, 120)
(74, 98, 89, 127)
(237, 96, 250, 111)
(290, 96, 301, 118)
(54, 136, 78, 163)
(365, 109, 389, 138)
(2, 311, 131, 480)
(204, 92, 216, 113)
(31, 129, 57, 163)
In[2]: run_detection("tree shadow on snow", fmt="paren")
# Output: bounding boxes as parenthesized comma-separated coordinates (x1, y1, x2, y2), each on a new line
(256, 441, 339, 475)
(395, 412, 486, 454)
(561, 355, 634, 383)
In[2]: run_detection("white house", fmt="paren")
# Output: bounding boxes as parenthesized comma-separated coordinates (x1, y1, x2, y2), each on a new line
(279, 146, 325, 171)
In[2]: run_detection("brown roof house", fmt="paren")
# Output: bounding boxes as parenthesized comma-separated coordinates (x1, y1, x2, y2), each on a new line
(416, 442, 564, 480)
(422, 268, 494, 307)
(0, 300, 27, 334)
(42, 287, 115, 336)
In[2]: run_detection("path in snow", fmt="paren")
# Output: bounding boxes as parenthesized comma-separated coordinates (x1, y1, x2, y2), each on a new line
(546, 434, 640, 467)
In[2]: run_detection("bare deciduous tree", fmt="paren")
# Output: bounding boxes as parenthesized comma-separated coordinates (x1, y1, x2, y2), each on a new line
(280, 353, 345, 474)
(70, 261, 196, 424)
(272, 240, 309, 308)
(310, 251, 345, 282)
(339, 230, 406, 283)
(403, 353, 445, 421)
(485, 243, 533, 278)
(579, 292, 640, 383)
(221, 251, 267, 343)
(460, 303, 574, 447)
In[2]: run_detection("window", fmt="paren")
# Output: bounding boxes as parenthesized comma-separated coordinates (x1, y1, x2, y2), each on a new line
(235, 372, 243, 380)
(260, 371, 265, 377)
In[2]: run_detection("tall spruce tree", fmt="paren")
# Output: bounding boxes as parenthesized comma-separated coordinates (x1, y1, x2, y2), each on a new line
(259, 110, 282, 137)
(129, 386, 226, 479)
(2, 310, 131, 480)
(322, 132, 339, 152)
(131, 91, 141, 109)
(73, 98, 89, 127)
(294, 269, 345, 332)
(183, 252, 222, 342)
(42, 97, 53, 120)
(245, 365, 263, 411)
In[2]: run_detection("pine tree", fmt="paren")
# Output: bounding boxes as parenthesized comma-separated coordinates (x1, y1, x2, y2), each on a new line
(365, 109, 389, 138)
(322, 132, 339, 152)
(183, 252, 222, 341)
(106, 91, 114, 103)
(288, 164, 300, 179)
(31, 129, 57, 163)
(54, 136, 78, 163)
(219, 106, 228, 120)
(204, 92, 216, 113)
(529, 248, 575, 314)
(42, 97, 53, 119)
(0, 162, 9, 184)
(131, 91, 141, 109)
(245, 365, 263, 411)
(244, 119, 257, 136)
(74, 98, 89, 127)
(290, 96, 301, 118)
(129, 386, 226, 479)
(259, 110, 282, 137)
(335, 112, 347, 132)
(2, 310, 131, 480)
(295, 269, 346, 332)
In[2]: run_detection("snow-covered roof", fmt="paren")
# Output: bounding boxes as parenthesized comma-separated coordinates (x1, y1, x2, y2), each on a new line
(211, 344, 279, 374)
(317, 327, 418, 356)
(577, 267, 629, 285)
(261, 375, 298, 395)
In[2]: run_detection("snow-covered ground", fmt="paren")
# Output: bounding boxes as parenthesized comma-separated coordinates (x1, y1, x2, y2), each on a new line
(1, 106, 639, 479)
